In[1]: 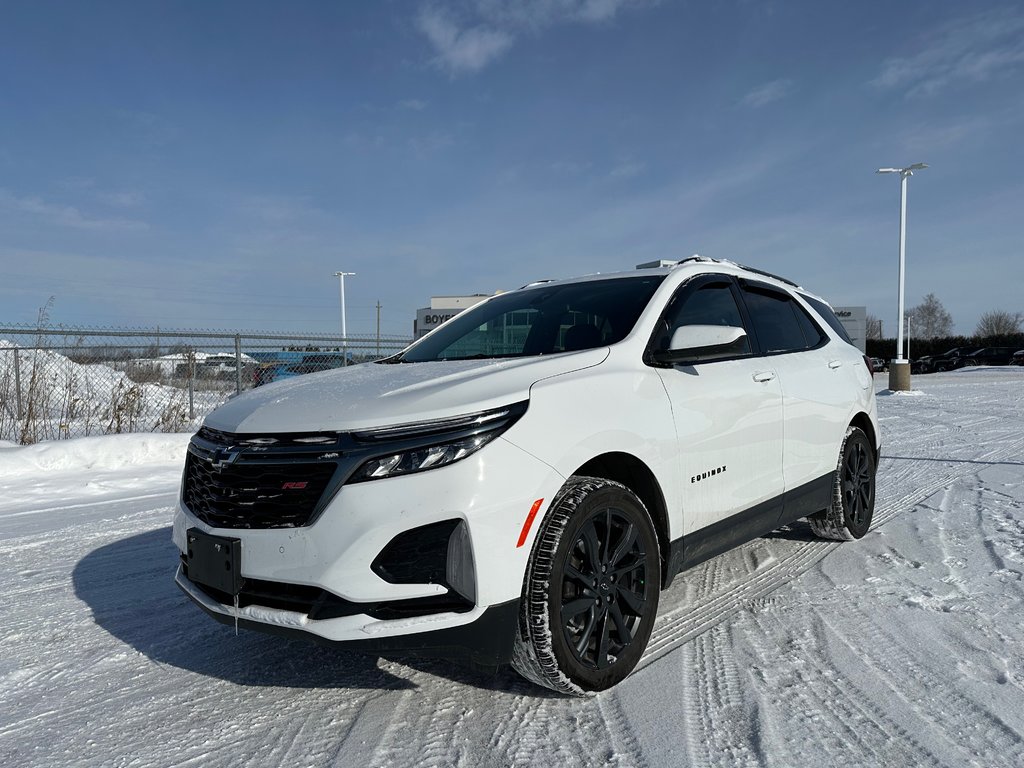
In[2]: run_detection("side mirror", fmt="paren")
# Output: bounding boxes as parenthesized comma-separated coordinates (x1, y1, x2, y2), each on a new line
(652, 325, 748, 365)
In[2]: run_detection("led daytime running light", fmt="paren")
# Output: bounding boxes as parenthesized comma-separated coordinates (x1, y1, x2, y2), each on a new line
(354, 433, 497, 482)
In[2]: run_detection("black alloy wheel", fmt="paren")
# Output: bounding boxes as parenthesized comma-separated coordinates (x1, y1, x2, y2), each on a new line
(842, 436, 873, 534)
(809, 426, 876, 541)
(511, 477, 660, 694)
(559, 507, 649, 671)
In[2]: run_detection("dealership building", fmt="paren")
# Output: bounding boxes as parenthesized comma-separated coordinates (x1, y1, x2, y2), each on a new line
(414, 294, 490, 339)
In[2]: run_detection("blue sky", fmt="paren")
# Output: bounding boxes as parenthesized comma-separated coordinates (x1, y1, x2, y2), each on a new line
(1, 0, 1021, 338)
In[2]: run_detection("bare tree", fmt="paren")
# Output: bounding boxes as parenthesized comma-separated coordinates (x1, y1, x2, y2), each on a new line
(866, 314, 883, 340)
(907, 293, 953, 339)
(976, 310, 1023, 337)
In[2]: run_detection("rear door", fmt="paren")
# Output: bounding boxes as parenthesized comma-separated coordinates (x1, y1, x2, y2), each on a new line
(737, 281, 856, 517)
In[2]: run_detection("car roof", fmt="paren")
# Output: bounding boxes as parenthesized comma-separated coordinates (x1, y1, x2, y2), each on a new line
(520, 256, 815, 298)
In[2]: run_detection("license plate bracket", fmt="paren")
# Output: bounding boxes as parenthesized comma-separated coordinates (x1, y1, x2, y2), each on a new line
(186, 528, 243, 596)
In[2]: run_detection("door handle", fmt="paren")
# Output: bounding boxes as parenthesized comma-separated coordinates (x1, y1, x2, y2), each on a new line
(752, 371, 776, 383)
(828, 360, 843, 369)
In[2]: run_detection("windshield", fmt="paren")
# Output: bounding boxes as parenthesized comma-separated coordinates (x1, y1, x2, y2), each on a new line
(394, 275, 665, 363)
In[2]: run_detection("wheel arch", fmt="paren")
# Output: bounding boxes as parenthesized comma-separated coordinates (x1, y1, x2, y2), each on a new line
(849, 411, 879, 464)
(572, 451, 672, 588)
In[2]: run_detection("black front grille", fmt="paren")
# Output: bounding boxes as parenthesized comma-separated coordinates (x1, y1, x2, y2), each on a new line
(183, 427, 343, 529)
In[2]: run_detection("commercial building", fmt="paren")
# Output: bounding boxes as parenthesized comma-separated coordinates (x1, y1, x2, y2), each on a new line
(832, 306, 867, 352)
(414, 294, 490, 339)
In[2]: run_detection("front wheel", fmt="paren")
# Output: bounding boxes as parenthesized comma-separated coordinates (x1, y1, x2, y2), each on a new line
(809, 426, 876, 541)
(511, 477, 661, 694)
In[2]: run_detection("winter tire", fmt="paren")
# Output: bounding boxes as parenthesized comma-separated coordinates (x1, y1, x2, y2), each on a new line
(511, 476, 660, 695)
(808, 426, 876, 541)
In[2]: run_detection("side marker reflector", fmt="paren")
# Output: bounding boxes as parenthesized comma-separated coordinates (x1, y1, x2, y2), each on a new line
(516, 499, 544, 548)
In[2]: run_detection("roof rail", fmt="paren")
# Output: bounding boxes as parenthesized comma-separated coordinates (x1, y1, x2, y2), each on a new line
(734, 263, 800, 288)
(519, 279, 555, 289)
(675, 255, 800, 289)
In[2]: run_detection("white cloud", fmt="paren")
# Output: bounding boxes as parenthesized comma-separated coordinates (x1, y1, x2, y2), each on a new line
(0, 189, 147, 232)
(416, 0, 644, 74)
(739, 79, 794, 108)
(416, 6, 514, 74)
(96, 190, 144, 208)
(872, 8, 1024, 97)
(474, 0, 636, 29)
(607, 160, 646, 179)
(398, 99, 429, 111)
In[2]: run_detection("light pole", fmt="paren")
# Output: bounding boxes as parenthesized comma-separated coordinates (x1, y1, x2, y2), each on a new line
(876, 162, 927, 391)
(334, 271, 355, 366)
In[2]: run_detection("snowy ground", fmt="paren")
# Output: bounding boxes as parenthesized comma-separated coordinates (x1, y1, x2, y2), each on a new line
(2, 368, 1023, 767)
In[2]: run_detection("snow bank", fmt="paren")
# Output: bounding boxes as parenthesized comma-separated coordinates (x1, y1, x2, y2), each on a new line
(0, 339, 222, 443)
(0, 432, 191, 478)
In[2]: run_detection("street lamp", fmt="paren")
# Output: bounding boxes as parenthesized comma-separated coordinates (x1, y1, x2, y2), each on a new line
(876, 162, 927, 391)
(334, 271, 355, 366)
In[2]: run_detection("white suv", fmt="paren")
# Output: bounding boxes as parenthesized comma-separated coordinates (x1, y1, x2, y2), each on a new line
(174, 257, 878, 694)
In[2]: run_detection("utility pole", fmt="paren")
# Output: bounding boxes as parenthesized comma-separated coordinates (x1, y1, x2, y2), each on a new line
(376, 301, 381, 358)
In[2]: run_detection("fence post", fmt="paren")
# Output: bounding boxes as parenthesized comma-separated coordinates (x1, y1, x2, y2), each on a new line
(234, 335, 242, 394)
(13, 348, 23, 422)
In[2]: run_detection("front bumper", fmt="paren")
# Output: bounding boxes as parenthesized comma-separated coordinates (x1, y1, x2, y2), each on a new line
(176, 566, 521, 672)
(173, 435, 563, 662)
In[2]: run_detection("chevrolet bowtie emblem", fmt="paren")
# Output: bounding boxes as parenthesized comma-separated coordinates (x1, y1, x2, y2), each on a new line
(209, 449, 241, 470)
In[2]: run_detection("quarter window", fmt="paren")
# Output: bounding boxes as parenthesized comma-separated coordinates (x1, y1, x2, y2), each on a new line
(799, 294, 853, 345)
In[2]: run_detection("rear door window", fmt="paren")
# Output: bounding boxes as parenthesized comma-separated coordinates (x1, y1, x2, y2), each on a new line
(740, 284, 825, 354)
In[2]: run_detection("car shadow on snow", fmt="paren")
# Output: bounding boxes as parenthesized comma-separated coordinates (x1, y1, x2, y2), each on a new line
(761, 520, 821, 543)
(73, 527, 416, 691)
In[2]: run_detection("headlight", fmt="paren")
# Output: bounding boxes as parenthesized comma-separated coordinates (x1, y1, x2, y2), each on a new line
(348, 401, 527, 483)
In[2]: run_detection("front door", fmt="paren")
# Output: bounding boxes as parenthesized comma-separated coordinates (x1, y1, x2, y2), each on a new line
(652, 276, 785, 538)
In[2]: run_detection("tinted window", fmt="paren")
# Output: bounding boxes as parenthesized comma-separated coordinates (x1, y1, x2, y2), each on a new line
(656, 281, 750, 355)
(792, 303, 828, 348)
(800, 294, 852, 344)
(742, 286, 816, 354)
(398, 276, 665, 362)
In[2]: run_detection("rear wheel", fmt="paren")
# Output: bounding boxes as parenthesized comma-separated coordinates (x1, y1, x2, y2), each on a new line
(511, 476, 660, 694)
(809, 426, 876, 541)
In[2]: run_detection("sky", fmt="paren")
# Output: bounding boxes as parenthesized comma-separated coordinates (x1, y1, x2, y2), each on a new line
(1, 0, 1022, 338)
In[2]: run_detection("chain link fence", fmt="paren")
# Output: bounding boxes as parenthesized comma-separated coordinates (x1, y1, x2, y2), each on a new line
(0, 325, 411, 445)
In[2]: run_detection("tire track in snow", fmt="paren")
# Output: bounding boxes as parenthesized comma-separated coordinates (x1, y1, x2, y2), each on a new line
(826, 603, 1024, 766)
(356, 663, 476, 768)
(682, 624, 762, 768)
(740, 609, 949, 768)
(637, 434, 1024, 670)
(595, 693, 648, 768)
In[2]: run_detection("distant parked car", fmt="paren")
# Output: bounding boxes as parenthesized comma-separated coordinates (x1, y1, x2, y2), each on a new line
(926, 347, 981, 373)
(252, 354, 348, 387)
(1012, 350, 1024, 366)
(197, 354, 242, 376)
(870, 357, 887, 373)
(958, 347, 1019, 368)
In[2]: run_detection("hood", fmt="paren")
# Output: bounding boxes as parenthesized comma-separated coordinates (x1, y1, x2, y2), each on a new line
(203, 348, 608, 434)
